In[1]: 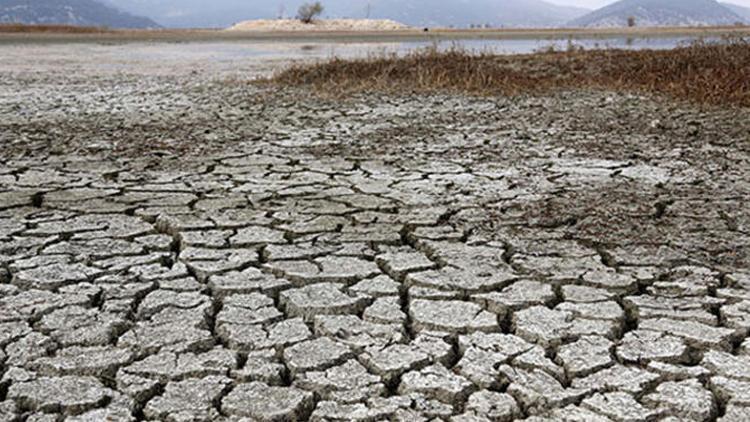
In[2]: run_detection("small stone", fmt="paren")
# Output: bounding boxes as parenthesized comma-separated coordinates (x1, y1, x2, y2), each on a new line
(361, 344, 431, 385)
(295, 359, 385, 403)
(118, 321, 214, 355)
(7, 376, 113, 415)
(513, 306, 619, 348)
(232, 350, 286, 385)
(309, 400, 398, 421)
(230, 226, 286, 245)
(178, 229, 231, 249)
(720, 404, 750, 422)
(642, 379, 717, 421)
(512, 256, 606, 282)
(222, 382, 315, 421)
(582, 392, 663, 422)
(376, 250, 435, 280)
(35, 306, 127, 347)
(572, 365, 660, 395)
(363, 296, 406, 325)
(207, 267, 291, 300)
(533, 404, 614, 421)
(283, 337, 353, 376)
(410, 299, 499, 335)
(5, 332, 57, 366)
(709, 376, 750, 407)
(121, 347, 237, 382)
(500, 366, 589, 415)
(0, 321, 32, 348)
(624, 295, 719, 326)
(464, 390, 520, 421)
(721, 301, 750, 333)
(413, 331, 455, 366)
(219, 318, 311, 352)
(398, 364, 476, 405)
(702, 351, 750, 381)
(349, 275, 402, 298)
(616, 330, 690, 364)
(555, 301, 624, 323)
(116, 372, 160, 404)
(314, 314, 404, 351)
(639, 318, 736, 351)
(265, 256, 381, 285)
(216, 293, 283, 327)
(472, 280, 556, 317)
(581, 270, 639, 294)
(456, 333, 533, 388)
(561, 285, 617, 303)
(32, 346, 133, 378)
(647, 361, 711, 381)
(280, 283, 369, 322)
(408, 285, 463, 301)
(556, 336, 614, 378)
(143, 376, 232, 421)
(12, 263, 102, 290)
(137, 290, 209, 319)
(179, 247, 259, 282)
(407, 267, 514, 295)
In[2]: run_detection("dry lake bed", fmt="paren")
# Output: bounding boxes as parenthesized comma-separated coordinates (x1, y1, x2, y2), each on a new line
(1, 36, 749, 421)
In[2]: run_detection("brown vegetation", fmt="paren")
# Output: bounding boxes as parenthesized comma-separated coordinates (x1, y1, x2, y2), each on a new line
(0, 24, 110, 33)
(269, 38, 750, 107)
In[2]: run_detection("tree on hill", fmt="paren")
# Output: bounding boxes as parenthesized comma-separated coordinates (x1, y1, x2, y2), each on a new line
(297, 2, 324, 24)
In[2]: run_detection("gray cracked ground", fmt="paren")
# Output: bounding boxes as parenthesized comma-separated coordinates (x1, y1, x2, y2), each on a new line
(1, 41, 750, 421)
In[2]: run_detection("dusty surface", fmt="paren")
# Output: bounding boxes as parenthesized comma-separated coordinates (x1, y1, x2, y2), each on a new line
(1, 41, 750, 421)
(228, 19, 410, 32)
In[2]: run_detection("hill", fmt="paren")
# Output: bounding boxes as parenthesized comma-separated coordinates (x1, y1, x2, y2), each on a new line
(722, 2, 750, 21)
(568, 0, 745, 27)
(103, 0, 590, 29)
(228, 19, 410, 32)
(0, 0, 160, 28)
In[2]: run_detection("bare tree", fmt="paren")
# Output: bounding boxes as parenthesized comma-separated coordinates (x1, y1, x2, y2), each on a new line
(297, 2, 324, 24)
(627, 16, 636, 27)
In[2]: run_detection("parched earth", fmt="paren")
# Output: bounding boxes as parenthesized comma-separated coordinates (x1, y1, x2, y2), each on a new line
(1, 42, 750, 421)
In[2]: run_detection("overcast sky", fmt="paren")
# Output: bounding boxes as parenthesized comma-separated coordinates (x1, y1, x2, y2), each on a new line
(547, 0, 750, 7)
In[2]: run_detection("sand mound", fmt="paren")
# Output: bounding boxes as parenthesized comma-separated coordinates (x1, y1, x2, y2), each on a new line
(227, 19, 410, 32)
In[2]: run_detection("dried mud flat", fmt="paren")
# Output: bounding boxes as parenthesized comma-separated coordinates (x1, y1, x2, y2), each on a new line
(1, 41, 750, 421)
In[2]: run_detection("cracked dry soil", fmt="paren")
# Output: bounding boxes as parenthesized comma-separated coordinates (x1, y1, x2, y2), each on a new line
(1, 41, 750, 421)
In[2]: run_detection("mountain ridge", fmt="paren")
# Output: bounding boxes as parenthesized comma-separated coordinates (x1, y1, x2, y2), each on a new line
(568, 0, 747, 27)
(0, 0, 160, 28)
(102, 0, 590, 29)
(722, 2, 750, 20)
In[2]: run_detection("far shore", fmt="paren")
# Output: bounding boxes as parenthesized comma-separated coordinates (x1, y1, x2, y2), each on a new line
(1, 24, 749, 44)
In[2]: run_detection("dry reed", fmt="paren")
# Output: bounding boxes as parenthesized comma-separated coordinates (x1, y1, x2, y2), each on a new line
(269, 38, 750, 107)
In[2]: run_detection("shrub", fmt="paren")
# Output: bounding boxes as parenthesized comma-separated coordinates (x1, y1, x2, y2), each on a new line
(297, 2, 324, 24)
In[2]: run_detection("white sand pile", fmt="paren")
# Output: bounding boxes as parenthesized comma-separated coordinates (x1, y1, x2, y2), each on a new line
(227, 19, 410, 32)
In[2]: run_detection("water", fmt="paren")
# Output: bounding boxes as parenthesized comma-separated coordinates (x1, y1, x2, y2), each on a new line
(114, 35, 715, 63)
(0, 35, 718, 79)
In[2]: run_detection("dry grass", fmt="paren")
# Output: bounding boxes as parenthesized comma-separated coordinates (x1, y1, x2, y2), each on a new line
(0, 24, 110, 33)
(269, 38, 750, 107)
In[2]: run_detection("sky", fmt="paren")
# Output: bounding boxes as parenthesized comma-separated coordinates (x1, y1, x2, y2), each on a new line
(547, 0, 750, 8)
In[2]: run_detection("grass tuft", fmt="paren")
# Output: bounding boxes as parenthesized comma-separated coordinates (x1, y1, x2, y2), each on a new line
(268, 38, 750, 107)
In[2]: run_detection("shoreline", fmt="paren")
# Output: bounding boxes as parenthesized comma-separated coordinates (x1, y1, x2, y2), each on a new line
(1, 25, 749, 44)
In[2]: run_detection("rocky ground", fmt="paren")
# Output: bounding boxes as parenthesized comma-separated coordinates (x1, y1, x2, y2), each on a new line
(1, 41, 750, 421)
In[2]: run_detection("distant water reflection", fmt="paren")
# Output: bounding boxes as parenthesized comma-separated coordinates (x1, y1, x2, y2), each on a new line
(148, 35, 719, 64)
